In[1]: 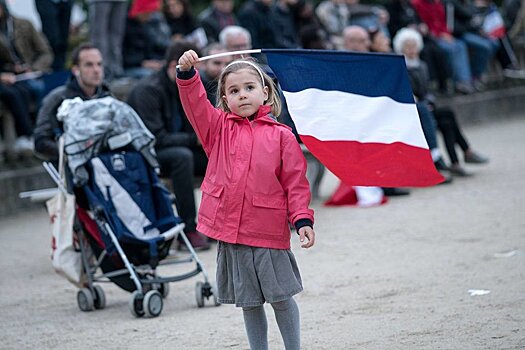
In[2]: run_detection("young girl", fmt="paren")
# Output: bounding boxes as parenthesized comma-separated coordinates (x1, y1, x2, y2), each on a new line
(177, 50, 315, 350)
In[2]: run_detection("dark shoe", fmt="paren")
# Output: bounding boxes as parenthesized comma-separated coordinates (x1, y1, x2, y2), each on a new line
(455, 82, 475, 94)
(434, 158, 450, 172)
(449, 165, 472, 177)
(464, 151, 489, 164)
(472, 79, 486, 92)
(382, 187, 410, 196)
(178, 231, 211, 251)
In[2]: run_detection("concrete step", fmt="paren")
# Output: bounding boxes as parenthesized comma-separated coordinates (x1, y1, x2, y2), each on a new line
(0, 164, 55, 217)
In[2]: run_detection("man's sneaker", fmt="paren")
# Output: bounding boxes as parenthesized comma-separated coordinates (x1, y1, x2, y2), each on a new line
(178, 231, 211, 251)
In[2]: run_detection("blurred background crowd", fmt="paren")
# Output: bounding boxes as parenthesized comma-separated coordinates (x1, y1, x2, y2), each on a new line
(1, 0, 524, 193)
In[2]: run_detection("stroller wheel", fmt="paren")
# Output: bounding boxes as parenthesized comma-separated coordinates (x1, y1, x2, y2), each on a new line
(129, 291, 145, 318)
(158, 282, 170, 298)
(195, 281, 205, 308)
(93, 285, 106, 310)
(77, 288, 95, 312)
(143, 290, 163, 317)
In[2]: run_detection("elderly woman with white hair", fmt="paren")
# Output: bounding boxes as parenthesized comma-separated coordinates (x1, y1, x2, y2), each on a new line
(394, 27, 489, 177)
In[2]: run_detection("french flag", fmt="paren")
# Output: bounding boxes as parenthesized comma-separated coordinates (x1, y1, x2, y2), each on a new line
(263, 49, 445, 187)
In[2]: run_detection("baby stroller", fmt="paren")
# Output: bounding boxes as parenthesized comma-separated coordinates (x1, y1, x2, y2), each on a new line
(44, 97, 219, 317)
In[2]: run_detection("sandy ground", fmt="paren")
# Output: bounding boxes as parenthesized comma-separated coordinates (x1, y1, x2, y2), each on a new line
(1, 117, 524, 350)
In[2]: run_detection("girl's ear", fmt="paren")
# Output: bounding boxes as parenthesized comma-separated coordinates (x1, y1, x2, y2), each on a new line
(263, 85, 269, 102)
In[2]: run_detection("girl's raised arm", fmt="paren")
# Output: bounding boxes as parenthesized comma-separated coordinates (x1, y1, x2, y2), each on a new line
(177, 50, 223, 155)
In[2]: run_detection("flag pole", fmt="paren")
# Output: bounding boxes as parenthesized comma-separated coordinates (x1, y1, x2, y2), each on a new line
(176, 49, 262, 69)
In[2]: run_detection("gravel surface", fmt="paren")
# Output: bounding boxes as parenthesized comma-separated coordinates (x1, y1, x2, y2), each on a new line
(1, 118, 524, 350)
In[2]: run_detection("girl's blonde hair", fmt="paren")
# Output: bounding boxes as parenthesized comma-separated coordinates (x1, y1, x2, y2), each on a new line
(216, 59, 282, 117)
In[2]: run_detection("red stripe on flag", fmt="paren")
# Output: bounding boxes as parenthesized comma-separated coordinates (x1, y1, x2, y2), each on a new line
(300, 135, 445, 187)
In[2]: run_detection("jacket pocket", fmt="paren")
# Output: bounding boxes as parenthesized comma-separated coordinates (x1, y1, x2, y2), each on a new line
(246, 194, 288, 237)
(199, 179, 224, 225)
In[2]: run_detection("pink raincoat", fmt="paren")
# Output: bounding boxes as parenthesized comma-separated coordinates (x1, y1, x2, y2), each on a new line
(177, 72, 314, 249)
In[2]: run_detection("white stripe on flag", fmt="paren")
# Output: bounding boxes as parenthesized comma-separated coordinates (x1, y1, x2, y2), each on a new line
(283, 89, 428, 149)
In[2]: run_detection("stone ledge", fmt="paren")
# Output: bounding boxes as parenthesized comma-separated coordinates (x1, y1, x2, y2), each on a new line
(0, 165, 54, 217)
(436, 85, 525, 125)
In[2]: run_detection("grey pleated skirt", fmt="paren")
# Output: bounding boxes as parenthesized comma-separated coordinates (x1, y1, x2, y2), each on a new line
(216, 241, 303, 307)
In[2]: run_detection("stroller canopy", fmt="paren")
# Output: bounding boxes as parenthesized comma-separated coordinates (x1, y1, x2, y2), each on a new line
(57, 96, 158, 185)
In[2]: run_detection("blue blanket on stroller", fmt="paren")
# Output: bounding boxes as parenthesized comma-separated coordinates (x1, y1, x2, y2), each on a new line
(82, 151, 182, 263)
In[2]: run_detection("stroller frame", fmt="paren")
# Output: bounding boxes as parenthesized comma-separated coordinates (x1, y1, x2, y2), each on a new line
(42, 150, 220, 318)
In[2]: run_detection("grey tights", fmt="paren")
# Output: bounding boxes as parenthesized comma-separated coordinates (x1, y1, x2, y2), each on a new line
(242, 298, 300, 350)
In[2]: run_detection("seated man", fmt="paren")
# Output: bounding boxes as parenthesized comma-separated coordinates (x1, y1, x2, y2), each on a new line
(199, 43, 232, 104)
(127, 41, 210, 251)
(34, 43, 110, 161)
(0, 1, 53, 108)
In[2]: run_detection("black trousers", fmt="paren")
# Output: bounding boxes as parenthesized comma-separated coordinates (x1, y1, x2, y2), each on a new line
(434, 107, 470, 164)
(0, 84, 33, 137)
(35, 0, 73, 71)
(156, 146, 207, 233)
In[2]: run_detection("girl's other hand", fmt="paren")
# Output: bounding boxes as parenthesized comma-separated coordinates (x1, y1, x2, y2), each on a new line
(178, 50, 199, 71)
(298, 226, 315, 248)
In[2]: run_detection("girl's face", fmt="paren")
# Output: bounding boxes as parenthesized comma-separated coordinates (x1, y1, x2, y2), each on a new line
(402, 39, 419, 60)
(222, 68, 269, 118)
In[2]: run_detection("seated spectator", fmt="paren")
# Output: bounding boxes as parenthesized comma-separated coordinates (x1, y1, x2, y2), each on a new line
(198, 0, 238, 44)
(472, 0, 523, 75)
(0, 72, 34, 154)
(393, 28, 488, 176)
(291, 0, 325, 35)
(316, 0, 350, 48)
(448, 0, 495, 91)
(386, 0, 453, 94)
(238, 0, 280, 50)
(35, 0, 73, 71)
(342, 25, 371, 52)
(368, 27, 392, 52)
(219, 25, 253, 59)
(271, 0, 301, 48)
(163, 0, 197, 40)
(34, 43, 110, 161)
(299, 23, 331, 49)
(123, 1, 171, 79)
(127, 41, 210, 251)
(199, 43, 232, 104)
(0, 1, 52, 109)
(346, 0, 390, 36)
(411, 0, 477, 94)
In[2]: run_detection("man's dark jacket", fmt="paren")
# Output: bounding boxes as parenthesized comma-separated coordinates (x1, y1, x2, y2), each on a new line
(34, 75, 111, 160)
(127, 68, 198, 150)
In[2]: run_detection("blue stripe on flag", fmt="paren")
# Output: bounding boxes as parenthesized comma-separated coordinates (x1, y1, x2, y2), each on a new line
(263, 49, 414, 104)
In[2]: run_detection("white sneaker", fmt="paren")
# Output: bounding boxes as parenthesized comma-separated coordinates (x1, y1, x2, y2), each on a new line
(503, 68, 525, 79)
(13, 136, 34, 153)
